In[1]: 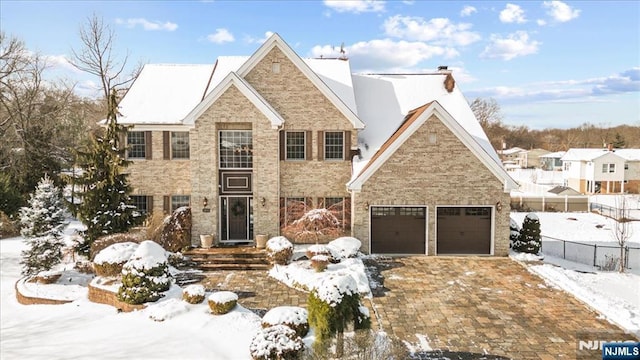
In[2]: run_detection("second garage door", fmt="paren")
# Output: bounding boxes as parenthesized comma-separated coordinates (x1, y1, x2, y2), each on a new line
(371, 206, 426, 254)
(437, 206, 492, 255)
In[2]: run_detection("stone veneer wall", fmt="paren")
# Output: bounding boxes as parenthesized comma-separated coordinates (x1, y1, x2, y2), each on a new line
(127, 130, 191, 215)
(352, 114, 511, 256)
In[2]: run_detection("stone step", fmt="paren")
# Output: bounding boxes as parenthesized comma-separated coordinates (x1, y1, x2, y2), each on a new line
(190, 257, 270, 265)
(198, 263, 270, 271)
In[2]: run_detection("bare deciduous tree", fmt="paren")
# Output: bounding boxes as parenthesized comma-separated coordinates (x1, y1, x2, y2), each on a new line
(69, 14, 142, 101)
(470, 97, 503, 129)
(612, 196, 633, 273)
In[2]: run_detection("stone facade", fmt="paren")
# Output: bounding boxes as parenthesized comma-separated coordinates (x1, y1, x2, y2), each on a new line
(351, 114, 510, 256)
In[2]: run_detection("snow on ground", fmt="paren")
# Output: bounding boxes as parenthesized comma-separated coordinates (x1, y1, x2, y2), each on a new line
(523, 255, 640, 337)
(511, 211, 640, 244)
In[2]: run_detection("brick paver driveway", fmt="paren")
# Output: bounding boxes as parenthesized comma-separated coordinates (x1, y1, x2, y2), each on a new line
(367, 256, 632, 360)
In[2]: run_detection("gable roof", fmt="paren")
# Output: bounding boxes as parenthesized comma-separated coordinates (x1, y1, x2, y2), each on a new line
(183, 72, 284, 128)
(236, 33, 364, 129)
(347, 101, 519, 192)
(561, 148, 623, 162)
(540, 151, 565, 159)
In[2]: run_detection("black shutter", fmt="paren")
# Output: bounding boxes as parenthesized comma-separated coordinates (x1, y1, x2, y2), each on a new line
(279, 131, 285, 161)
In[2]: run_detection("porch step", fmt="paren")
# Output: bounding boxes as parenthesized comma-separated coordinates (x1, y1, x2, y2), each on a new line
(182, 247, 270, 272)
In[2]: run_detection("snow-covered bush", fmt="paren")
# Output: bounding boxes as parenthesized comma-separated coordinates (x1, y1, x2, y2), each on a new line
(509, 218, 521, 249)
(90, 232, 144, 260)
(19, 175, 67, 276)
(311, 254, 330, 272)
(207, 291, 238, 314)
(262, 306, 309, 338)
(307, 274, 371, 343)
(306, 244, 332, 260)
(513, 213, 542, 254)
(117, 241, 172, 305)
(327, 237, 361, 261)
(93, 242, 138, 277)
(249, 324, 304, 360)
(266, 236, 293, 265)
(281, 205, 345, 244)
(182, 284, 205, 304)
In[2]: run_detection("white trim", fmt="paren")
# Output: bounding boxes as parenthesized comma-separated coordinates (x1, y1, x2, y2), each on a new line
(235, 33, 364, 130)
(434, 205, 494, 256)
(284, 130, 307, 161)
(368, 204, 429, 255)
(183, 72, 284, 128)
(347, 101, 518, 192)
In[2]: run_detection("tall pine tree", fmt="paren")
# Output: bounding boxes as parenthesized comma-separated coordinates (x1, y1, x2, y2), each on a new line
(72, 88, 142, 256)
(20, 175, 67, 276)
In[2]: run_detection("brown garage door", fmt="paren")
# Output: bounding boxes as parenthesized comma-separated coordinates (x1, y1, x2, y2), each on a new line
(371, 207, 426, 254)
(437, 207, 491, 255)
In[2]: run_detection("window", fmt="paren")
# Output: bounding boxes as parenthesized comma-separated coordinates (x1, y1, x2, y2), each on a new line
(281, 197, 308, 226)
(563, 162, 570, 171)
(625, 164, 629, 170)
(171, 132, 190, 159)
(130, 195, 150, 215)
(602, 163, 615, 173)
(171, 195, 190, 213)
(286, 132, 305, 160)
(127, 131, 146, 159)
(220, 131, 253, 168)
(324, 132, 344, 160)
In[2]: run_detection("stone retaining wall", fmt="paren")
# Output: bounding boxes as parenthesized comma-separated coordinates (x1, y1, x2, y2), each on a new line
(87, 283, 146, 313)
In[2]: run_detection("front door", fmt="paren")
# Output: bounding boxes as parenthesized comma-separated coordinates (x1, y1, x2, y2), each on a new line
(220, 196, 253, 242)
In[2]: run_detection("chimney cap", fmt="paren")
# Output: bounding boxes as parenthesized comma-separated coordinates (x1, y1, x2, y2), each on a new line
(438, 65, 448, 71)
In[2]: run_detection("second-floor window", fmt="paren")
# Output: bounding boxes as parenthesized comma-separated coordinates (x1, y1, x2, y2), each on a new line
(171, 132, 190, 159)
(127, 131, 146, 159)
(602, 163, 615, 173)
(286, 131, 306, 160)
(220, 130, 252, 168)
(324, 132, 344, 160)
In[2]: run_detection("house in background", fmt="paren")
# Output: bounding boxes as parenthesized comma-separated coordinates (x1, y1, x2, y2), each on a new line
(561, 147, 640, 194)
(540, 151, 566, 171)
(117, 33, 517, 256)
(497, 147, 528, 169)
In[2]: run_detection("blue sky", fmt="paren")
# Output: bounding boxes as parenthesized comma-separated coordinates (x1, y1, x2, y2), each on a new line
(2, 0, 639, 130)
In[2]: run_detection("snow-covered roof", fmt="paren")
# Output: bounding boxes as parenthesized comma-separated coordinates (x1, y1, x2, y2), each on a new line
(499, 147, 527, 155)
(540, 151, 565, 159)
(615, 149, 640, 161)
(118, 64, 215, 125)
(561, 148, 622, 162)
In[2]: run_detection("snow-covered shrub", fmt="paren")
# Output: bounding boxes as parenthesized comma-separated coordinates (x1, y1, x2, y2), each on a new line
(182, 284, 205, 304)
(117, 241, 172, 305)
(308, 274, 371, 342)
(327, 237, 361, 261)
(249, 324, 304, 360)
(310, 255, 330, 272)
(207, 291, 238, 314)
(306, 244, 332, 260)
(509, 218, 521, 249)
(90, 232, 144, 260)
(266, 236, 293, 265)
(19, 175, 67, 276)
(93, 242, 138, 277)
(262, 306, 309, 338)
(156, 207, 191, 252)
(281, 205, 345, 244)
(513, 213, 542, 254)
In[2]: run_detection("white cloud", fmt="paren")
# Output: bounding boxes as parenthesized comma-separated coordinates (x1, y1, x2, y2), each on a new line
(499, 3, 527, 24)
(383, 15, 481, 46)
(115, 18, 177, 31)
(245, 31, 274, 44)
(543, 1, 580, 22)
(480, 31, 540, 60)
(537, 19, 547, 26)
(323, 0, 385, 13)
(207, 28, 235, 44)
(311, 39, 458, 72)
(460, 5, 477, 17)
(44, 54, 80, 73)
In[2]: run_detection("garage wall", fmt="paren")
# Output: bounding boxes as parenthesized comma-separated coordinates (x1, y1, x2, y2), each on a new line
(352, 113, 510, 256)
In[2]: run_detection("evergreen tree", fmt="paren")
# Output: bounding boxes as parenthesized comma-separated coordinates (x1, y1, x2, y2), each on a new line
(19, 175, 67, 276)
(612, 133, 626, 148)
(513, 213, 542, 254)
(72, 88, 142, 256)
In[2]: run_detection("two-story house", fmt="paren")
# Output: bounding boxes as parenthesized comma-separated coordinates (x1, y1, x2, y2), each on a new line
(117, 33, 518, 256)
(561, 147, 640, 194)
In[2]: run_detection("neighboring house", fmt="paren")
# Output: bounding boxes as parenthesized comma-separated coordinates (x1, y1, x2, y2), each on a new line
(497, 147, 528, 168)
(526, 148, 550, 168)
(560, 147, 640, 194)
(117, 33, 518, 256)
(540, 151, 565, 171)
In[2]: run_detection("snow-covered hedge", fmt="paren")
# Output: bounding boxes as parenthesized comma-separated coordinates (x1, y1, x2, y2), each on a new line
(327, 237, 361, 261)
(93, 242, 138, 277)
(262, 306, 309, 338)
(249, 324, 304, 360)
(266, 236, 293, 265)
(182, 284, 205, 304)
(310, 255, 330, 272)
(207, 291, 238, 315)
(117, 241, 172, 305)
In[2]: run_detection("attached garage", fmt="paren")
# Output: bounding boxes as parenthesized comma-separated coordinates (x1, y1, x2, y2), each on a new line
(370, 206, 426, 254)
(436, 206, 492, 255)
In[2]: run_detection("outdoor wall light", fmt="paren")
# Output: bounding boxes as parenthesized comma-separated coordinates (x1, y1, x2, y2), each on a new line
(203, 197, 209, 208)
(496, 201, 503, 212)
(364, 201, 370, 211)
(261, 197, 266, 207)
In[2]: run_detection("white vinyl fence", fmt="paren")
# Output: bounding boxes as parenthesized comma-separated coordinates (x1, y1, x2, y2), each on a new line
(542, 236, 640, 271)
